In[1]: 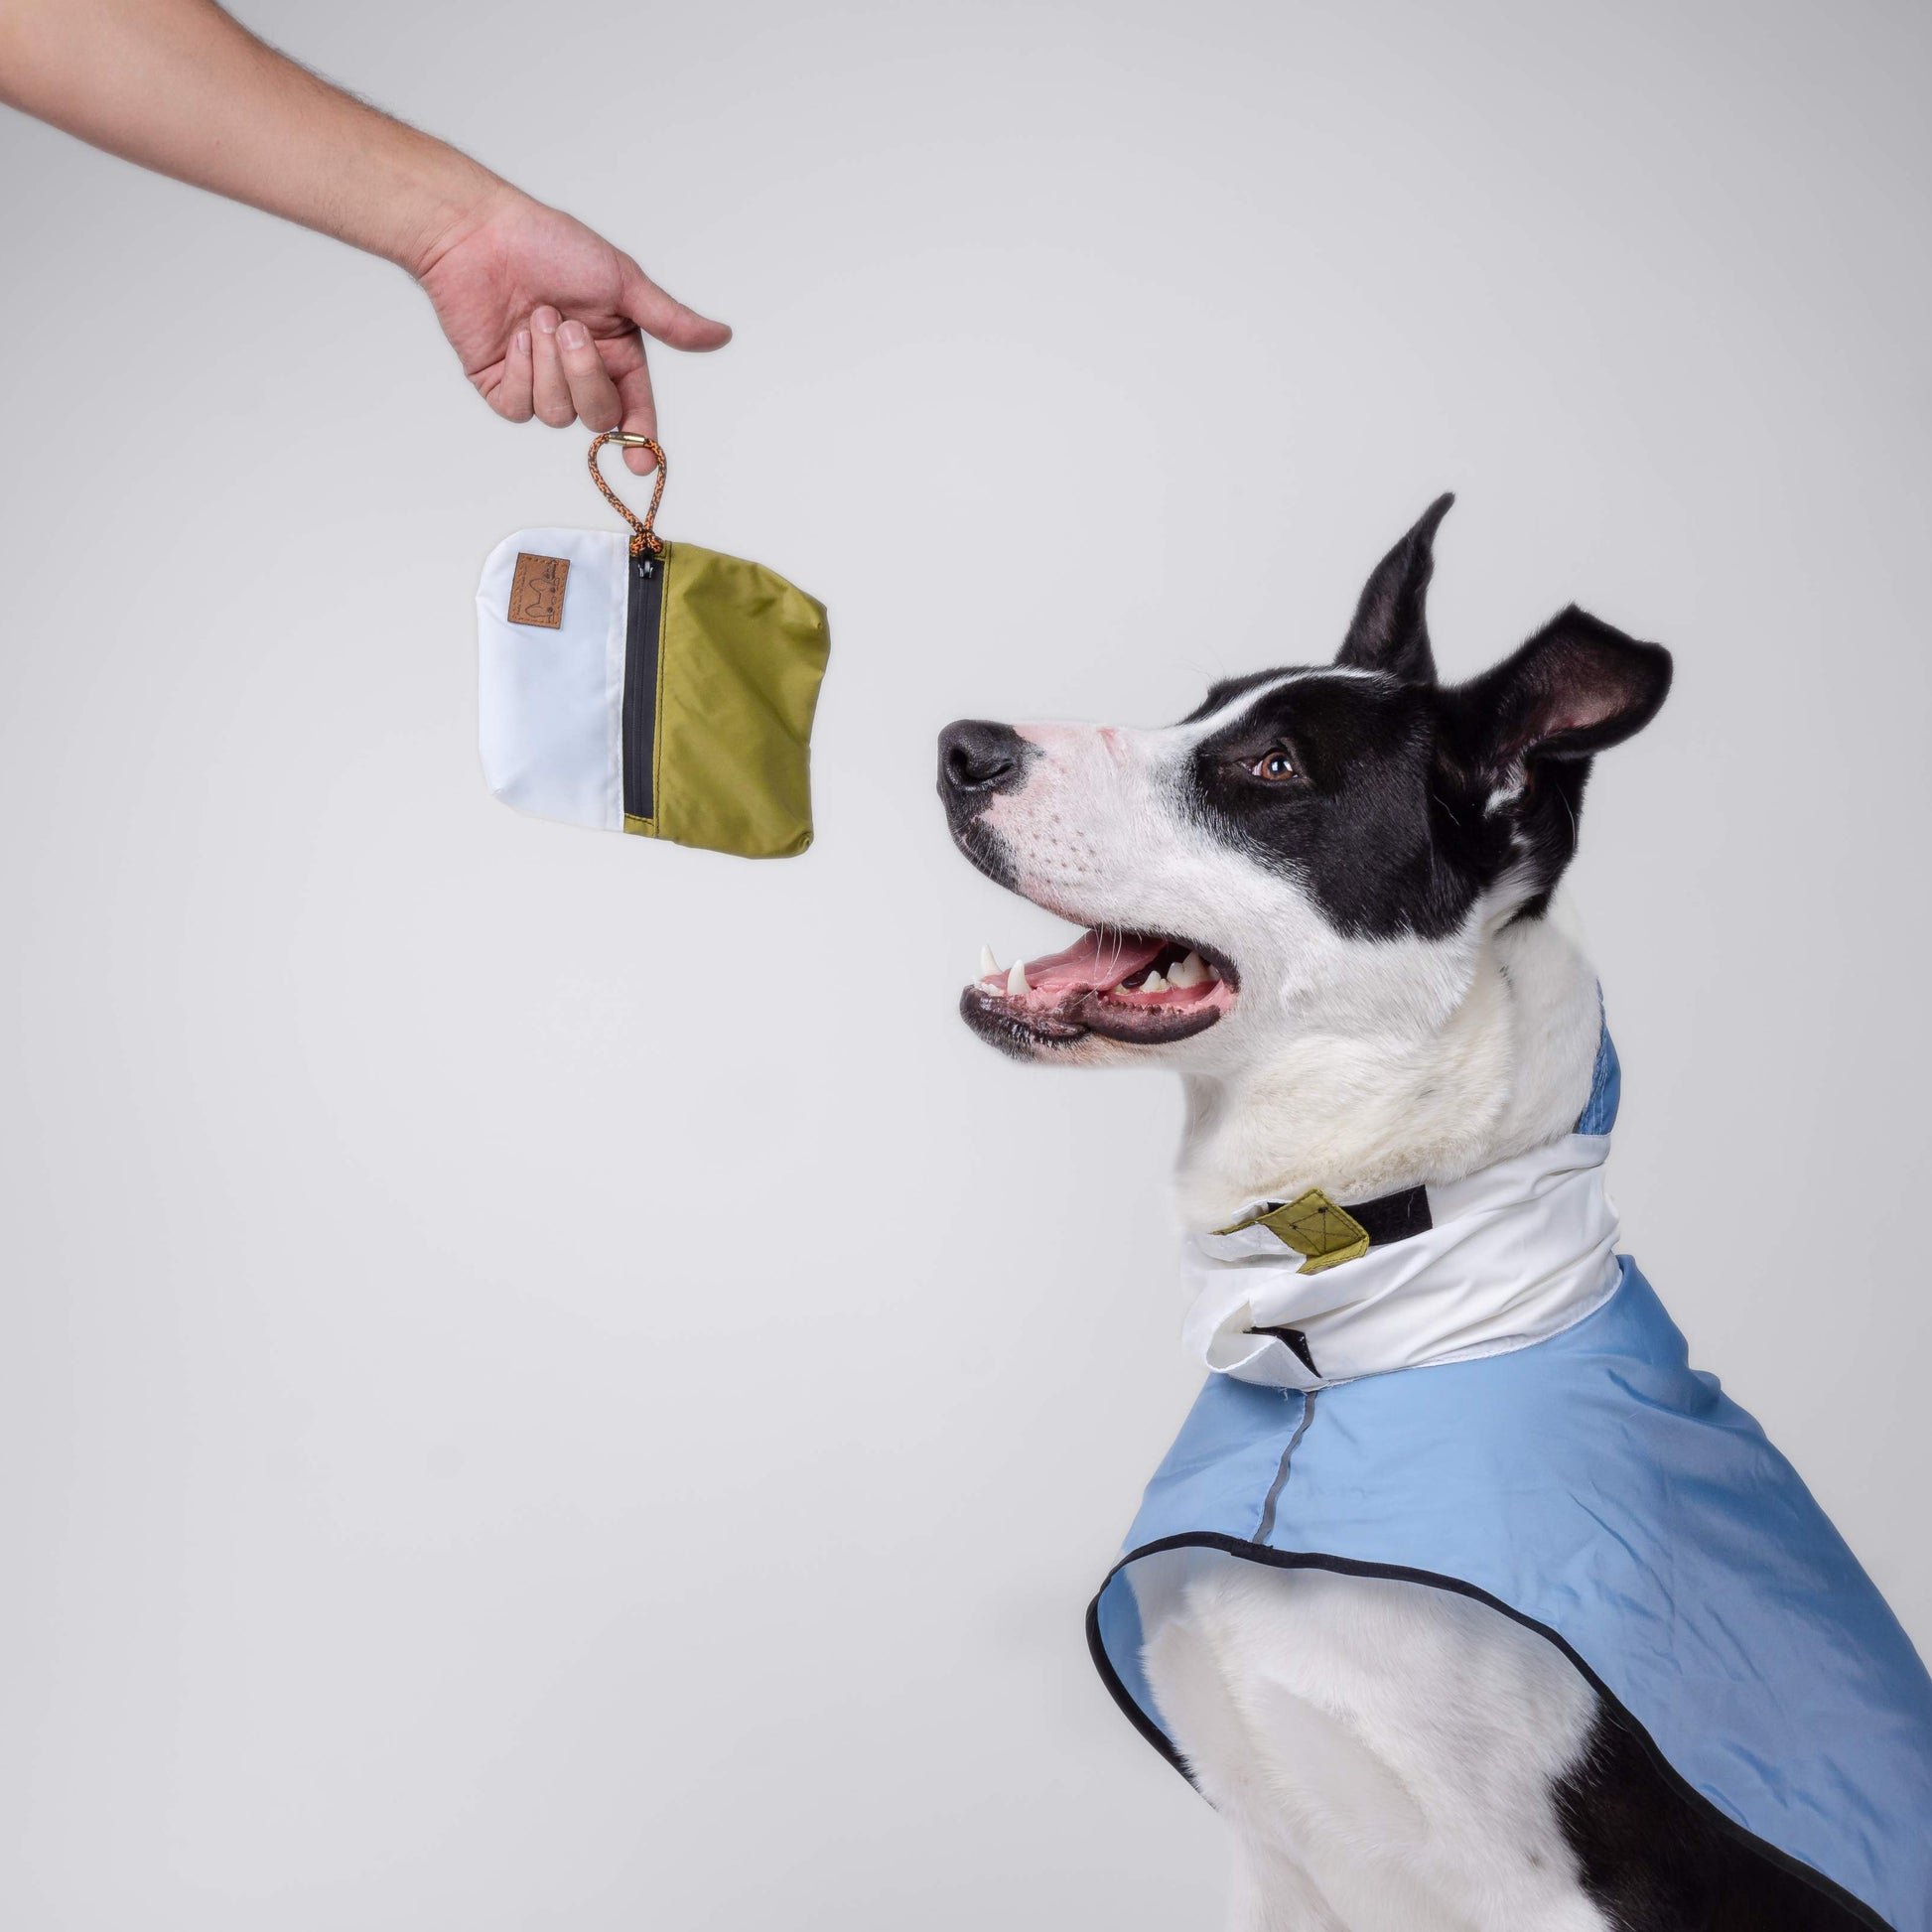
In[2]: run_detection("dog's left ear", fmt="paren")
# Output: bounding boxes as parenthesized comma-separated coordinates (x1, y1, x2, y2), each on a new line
(1449, 606, 1673, 776)
(1336, 492, 1455, 684)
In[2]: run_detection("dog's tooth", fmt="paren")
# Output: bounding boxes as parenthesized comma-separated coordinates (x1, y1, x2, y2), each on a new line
(1207, 964, 1223, 982)
(980, 944, 1000, 980)
(1008, 959, 1031, 997)
(1143, 971, 1170, 994)
(1170, 951, 1207, 988)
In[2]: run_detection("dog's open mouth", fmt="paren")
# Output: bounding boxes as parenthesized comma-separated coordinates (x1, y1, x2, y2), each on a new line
(960, 926, 1239, 1051)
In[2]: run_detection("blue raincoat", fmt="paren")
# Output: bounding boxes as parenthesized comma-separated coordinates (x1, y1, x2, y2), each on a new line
(1089, 1041, 1932, 1931)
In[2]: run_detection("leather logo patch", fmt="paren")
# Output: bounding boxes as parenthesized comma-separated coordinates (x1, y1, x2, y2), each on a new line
(508, 552, 570, 628)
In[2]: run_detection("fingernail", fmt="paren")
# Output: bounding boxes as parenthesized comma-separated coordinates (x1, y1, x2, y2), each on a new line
(533, 308, 558, 334)
(558, 320, 587, 350)
(514, 329, 530, 355)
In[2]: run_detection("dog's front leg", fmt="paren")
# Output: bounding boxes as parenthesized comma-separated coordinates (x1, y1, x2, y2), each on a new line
(1138, 1587, 1349, 1932)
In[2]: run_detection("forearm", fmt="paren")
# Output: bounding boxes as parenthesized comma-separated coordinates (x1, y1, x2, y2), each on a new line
(0, 0, 501, 271)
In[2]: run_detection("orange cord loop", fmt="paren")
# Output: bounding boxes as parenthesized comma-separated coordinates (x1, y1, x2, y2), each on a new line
(587, 431, 667, 557)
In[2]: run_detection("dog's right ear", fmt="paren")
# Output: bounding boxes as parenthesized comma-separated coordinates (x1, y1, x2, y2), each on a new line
(1335, 493, 1454, 684)
(1449, 606, 1673, 779)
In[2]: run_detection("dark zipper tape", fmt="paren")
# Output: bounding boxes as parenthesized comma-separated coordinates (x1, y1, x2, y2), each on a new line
(621, 545, 666, 823)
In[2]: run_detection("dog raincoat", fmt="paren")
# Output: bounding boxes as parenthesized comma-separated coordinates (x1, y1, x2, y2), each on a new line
(1090, 1030, 1932, 1931)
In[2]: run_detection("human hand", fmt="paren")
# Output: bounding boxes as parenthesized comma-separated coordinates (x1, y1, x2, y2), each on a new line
(416, 189, 731, 473)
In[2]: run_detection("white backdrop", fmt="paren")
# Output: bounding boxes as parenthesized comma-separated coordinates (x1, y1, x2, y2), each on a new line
(3, 2, 1928, 1925)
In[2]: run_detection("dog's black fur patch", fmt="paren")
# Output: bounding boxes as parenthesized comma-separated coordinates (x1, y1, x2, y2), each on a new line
(1190, 671, 1475, 939)
(1556, 1708, 1871, 1931)
(1186, 500, 1672, 940)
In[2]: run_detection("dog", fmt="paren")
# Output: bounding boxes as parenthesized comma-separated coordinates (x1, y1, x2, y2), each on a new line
(936, 498, 1932, 1932)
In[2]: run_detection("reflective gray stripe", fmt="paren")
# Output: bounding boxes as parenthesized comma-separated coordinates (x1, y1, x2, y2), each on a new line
(1255, 1391, 1315, 1545)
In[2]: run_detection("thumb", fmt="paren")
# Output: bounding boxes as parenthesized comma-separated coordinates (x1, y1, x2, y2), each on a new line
(621, 262, 733, 351)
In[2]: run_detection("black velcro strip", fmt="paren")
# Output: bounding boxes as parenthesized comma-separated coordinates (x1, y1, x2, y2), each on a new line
(1344, 1184, 1432, 1248)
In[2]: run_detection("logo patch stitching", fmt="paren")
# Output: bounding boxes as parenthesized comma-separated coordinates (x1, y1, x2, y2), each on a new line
(508, 553, 570, 628)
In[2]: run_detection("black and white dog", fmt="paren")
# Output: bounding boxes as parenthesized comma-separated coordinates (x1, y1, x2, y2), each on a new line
(935, 501, 1928, 1931)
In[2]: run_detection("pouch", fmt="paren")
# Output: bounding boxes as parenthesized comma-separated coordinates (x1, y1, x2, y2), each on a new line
(478, 433, 829, 858)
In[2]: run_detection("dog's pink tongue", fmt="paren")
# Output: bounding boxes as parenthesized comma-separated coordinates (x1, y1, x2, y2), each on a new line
(1025, 929, 1166, 992)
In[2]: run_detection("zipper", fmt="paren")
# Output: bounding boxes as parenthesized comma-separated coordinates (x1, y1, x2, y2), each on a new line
(621, 543, 665, 822)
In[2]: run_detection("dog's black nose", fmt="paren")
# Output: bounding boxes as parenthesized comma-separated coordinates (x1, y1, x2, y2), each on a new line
(939, 719, 1025, 794)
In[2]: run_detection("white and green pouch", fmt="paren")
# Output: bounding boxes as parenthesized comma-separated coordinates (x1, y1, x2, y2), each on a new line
(477, 433, 830, 859)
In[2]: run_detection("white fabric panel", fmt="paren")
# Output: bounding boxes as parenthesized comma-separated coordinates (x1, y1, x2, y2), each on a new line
(1180, 1134, 1623, 1390)
(477, 527, 627, 831)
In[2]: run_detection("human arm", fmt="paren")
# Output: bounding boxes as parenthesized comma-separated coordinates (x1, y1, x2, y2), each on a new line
(0, 0, 727, 468)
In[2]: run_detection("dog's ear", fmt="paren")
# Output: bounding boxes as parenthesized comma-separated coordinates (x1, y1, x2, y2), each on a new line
(1450, 607, 1672, 776)
(1335, 492, 1454, 684)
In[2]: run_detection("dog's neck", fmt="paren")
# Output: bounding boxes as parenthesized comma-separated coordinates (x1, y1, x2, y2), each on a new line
(1174, 912, 1603, 1233)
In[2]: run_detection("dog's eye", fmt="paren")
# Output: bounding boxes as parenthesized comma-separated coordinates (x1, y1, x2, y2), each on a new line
(1250, 749, 1297, 781)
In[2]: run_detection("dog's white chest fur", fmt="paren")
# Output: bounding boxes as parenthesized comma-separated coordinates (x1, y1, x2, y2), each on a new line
(1134, 1551, 1609, 1931)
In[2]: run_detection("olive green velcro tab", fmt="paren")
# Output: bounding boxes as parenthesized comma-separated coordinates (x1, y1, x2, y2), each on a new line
(1248, 1188, 1373, 1276)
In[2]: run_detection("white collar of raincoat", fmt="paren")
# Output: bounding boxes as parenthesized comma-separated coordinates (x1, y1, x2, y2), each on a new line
(1180, 1133, 1623, 1391)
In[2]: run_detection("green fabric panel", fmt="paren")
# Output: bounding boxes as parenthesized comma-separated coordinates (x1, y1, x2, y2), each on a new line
(1226, 1188, 1372, 1275)
(653, 540, 829, 860)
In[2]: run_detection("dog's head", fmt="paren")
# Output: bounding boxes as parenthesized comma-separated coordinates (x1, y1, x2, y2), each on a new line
(937, 497, 1671, 1068)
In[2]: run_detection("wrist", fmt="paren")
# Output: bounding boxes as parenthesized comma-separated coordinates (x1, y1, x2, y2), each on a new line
(379, 143, 518, 280)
